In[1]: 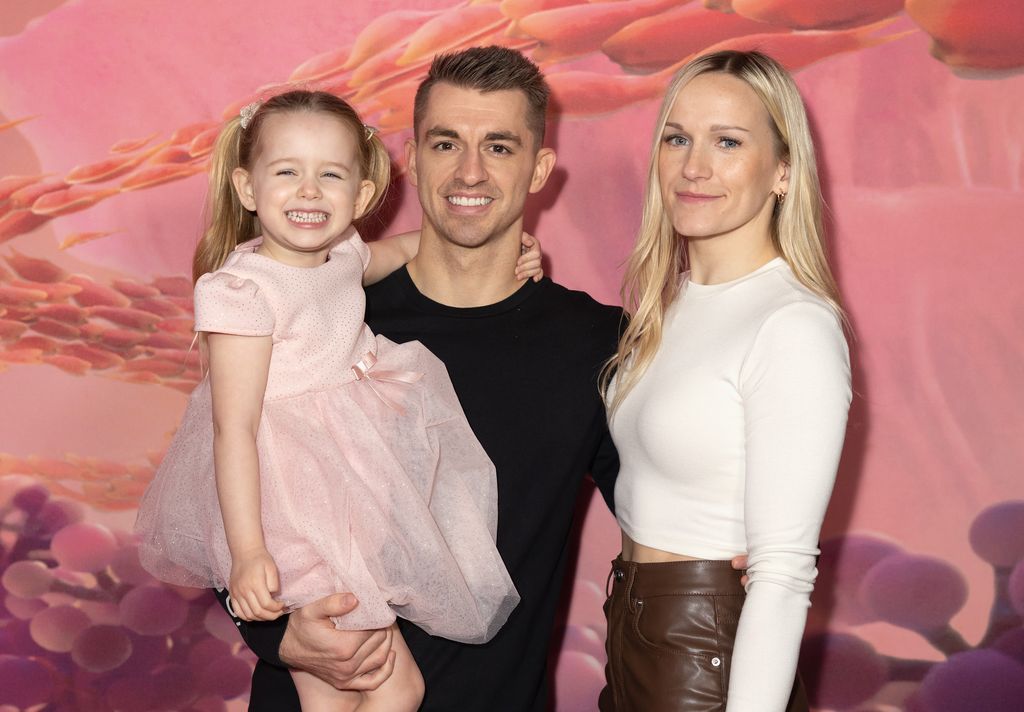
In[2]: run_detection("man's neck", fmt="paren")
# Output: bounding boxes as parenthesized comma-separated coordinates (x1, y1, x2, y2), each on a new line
(406, 229, 527, 308)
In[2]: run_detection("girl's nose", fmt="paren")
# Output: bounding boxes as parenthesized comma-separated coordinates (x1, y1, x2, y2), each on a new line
(298, 178, 321, 199)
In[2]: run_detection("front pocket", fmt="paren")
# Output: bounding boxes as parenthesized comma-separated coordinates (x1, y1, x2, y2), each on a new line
(632, 594, 722, 656)
(626, 594, 729, 711)
(620, 607, 728, 712)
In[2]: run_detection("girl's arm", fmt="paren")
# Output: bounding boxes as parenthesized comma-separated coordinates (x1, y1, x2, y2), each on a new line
(362, 232, 418, 285)
(208, 331, 285, 622)
(362, 231, 545, 286)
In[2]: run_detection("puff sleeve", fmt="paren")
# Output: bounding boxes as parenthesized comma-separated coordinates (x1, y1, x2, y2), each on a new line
(349, 233, 371, 272)
(193, 272, 275, 337)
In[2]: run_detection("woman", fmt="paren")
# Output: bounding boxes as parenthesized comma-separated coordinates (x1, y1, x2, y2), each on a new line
(600, 51, 852, 712)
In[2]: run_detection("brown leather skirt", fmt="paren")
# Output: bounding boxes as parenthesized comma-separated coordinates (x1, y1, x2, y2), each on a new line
(598, 557, 809, 712)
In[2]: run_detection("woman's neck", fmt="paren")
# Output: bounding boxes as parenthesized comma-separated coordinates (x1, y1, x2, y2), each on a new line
(686, 234, 778, 286)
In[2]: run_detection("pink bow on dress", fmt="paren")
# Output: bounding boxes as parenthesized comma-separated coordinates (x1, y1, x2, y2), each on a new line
(351, 351, 422, 414)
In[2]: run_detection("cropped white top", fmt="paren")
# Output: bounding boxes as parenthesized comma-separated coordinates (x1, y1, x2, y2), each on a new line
(610, 258, 851, 711)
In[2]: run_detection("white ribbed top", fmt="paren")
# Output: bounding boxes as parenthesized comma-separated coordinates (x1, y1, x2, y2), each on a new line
(611, 258, 851, 711)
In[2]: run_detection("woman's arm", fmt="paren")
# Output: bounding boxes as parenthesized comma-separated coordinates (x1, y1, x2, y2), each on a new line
(208, 331, 284, 622)
(728, 302, 852, 712)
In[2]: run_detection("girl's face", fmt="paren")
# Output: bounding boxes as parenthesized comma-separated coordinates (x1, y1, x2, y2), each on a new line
(232, 111, 375, 267)
(657, 72, 788, 250)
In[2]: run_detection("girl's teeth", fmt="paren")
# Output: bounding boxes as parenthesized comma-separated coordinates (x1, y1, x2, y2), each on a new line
(286, 211, 328, 223)
(448, 196, 492, 207)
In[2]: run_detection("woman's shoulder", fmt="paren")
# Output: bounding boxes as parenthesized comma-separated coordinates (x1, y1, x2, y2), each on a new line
(754, 260, 839, 322)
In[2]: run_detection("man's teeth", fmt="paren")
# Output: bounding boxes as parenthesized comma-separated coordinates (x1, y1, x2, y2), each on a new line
(286, 211, 328, 223)
(447, 196, 492, 207)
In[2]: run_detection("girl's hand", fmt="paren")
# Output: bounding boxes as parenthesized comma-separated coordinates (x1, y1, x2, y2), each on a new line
(516, 232, 544, 282)
(228, 548, 286, 621)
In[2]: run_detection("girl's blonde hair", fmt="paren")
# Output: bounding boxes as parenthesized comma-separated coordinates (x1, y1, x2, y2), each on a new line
(602, 50, 844, 415)
(192, 90, 390, 282)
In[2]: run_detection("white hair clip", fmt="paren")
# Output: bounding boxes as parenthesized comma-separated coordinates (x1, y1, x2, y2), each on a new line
(239, 101, 262, 130)
(364, 124, 378, 141)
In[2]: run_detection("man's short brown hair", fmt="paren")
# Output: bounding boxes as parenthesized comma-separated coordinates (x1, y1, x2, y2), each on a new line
(413, 46, 550, 147)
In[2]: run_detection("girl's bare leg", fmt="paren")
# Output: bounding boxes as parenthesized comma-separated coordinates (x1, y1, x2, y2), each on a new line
(292, 666, 361, 711)
(357, 625, 423, 711)
(289, 624, 423, 712)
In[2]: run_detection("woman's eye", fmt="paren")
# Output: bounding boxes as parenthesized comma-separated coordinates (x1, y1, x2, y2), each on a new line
(719, 137, 741, 149)
(664, 135, 688, 147)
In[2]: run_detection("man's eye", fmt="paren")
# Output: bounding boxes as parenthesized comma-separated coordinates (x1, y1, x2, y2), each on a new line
(434, 141, 455, 151)
(489, 144, 511, 155)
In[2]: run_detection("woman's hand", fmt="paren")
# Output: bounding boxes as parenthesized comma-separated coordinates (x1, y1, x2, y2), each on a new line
(516, 232, 543, 282)
(228, 547, 286, 621)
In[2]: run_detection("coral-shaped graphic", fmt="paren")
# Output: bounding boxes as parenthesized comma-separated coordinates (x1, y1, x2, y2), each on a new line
(799, 500, 1024, 711)
(0, 479, 253, 710)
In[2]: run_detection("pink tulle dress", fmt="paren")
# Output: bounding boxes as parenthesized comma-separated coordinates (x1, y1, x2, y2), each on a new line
(135, 234, 518, 643)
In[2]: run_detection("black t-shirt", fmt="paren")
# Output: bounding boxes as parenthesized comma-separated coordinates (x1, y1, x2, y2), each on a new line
(230, 268, 622, 711)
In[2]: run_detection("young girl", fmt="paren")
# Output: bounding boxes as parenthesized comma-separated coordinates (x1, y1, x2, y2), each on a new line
(135, 90, 533, 711)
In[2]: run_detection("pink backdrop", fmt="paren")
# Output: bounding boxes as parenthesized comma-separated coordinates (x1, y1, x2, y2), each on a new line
(1, 1, 1023, 710)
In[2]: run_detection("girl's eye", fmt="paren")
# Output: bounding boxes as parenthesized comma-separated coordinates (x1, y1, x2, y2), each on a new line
(276, 169, 296, 176)
(322, 172, 342, 180)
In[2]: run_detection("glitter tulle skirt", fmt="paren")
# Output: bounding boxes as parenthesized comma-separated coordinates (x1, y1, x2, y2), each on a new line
(135, 336, 518, 644)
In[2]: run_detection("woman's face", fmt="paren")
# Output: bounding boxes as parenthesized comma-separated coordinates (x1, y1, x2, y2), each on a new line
(657, 72, 788, 247)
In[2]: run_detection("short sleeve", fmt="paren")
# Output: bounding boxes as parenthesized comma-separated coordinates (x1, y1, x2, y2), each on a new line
(348, 233, 371, 271)
(193, 272, 275, 336)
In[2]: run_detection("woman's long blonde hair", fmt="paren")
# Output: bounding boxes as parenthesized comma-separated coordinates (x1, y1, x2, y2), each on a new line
(192, 90, 391, 283)
(602, 50, 844, 415)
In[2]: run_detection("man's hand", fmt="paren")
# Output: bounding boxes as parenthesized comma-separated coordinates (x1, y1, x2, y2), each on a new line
(279, 593, 395, 691)
(731, 554, 749, 587)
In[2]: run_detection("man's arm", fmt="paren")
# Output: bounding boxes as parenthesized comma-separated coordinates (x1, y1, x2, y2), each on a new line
(212, 589, 396, 689)
(589, 425, 619, 514)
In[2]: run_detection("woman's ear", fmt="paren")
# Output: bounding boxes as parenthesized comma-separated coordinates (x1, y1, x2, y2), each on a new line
(775, 160, 791, 197)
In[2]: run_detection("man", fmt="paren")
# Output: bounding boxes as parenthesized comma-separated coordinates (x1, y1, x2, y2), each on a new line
(220, 46, 623, 711)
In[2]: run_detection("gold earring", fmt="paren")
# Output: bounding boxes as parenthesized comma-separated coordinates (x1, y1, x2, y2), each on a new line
(776, 192, 786, 205)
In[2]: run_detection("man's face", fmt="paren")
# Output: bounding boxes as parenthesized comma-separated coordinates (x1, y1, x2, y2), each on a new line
(406, 83, 555, 250)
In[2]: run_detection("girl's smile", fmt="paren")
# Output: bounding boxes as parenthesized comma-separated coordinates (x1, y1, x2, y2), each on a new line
(231, 112, 375, 268)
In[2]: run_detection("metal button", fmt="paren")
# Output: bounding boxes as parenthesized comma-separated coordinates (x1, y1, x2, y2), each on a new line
(711, 657, 721, 667)
(614, 569, 624, 580)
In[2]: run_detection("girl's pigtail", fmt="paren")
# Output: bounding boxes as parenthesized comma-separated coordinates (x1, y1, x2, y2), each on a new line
(360, 127, 391, 219)
(192, 117, 258, 283)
